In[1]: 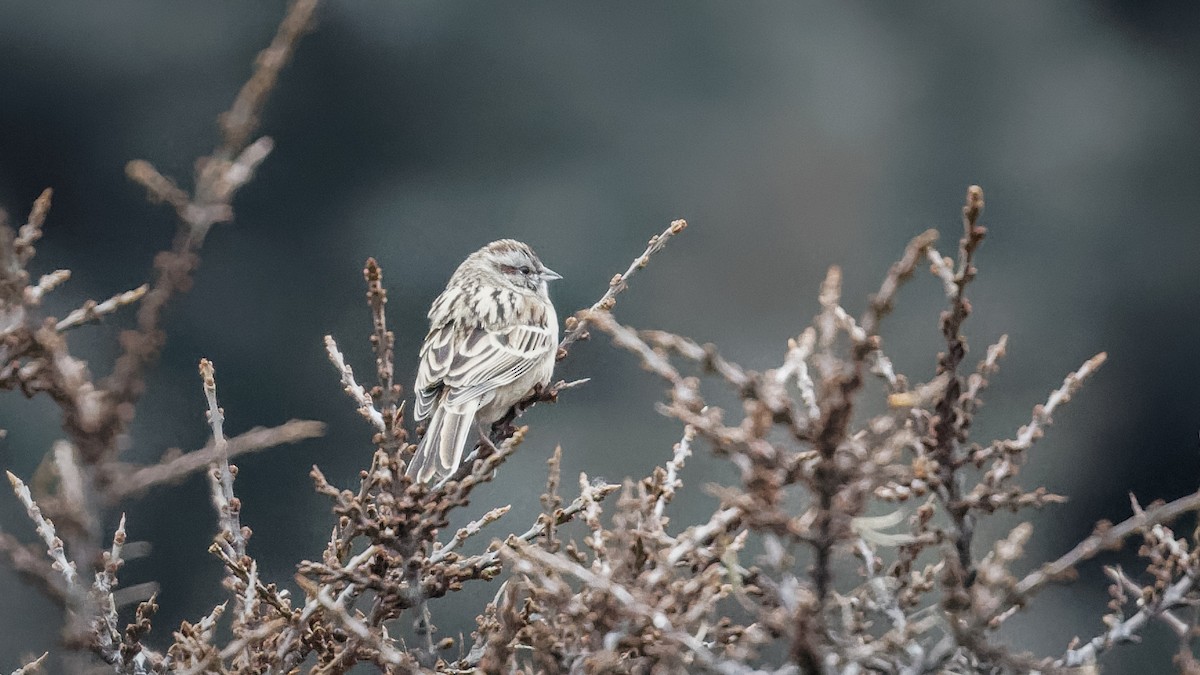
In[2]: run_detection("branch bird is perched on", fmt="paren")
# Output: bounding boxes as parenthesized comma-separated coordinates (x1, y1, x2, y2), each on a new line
(406, 240, 561, 482)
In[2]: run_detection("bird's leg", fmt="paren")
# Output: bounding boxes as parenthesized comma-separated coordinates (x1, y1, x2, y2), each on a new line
(490, 407, 520, 442)
(476, 422, 499, 455)
(470, 423, 501, 481)
(493, 383, 552, 437)
(520, 382, 558, 409)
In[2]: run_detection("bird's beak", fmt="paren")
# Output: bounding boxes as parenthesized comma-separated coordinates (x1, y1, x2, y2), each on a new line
(540, 267, 562, 281)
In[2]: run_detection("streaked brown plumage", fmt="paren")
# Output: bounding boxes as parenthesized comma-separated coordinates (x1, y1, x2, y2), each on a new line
(406, 240, 560, 482)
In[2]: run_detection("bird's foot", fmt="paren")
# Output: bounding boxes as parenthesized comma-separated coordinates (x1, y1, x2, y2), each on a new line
(477, 425, 499, 455)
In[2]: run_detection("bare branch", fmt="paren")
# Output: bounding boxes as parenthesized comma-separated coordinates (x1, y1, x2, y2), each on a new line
(985, 351, 1108, 461)
(1011, 488, 1200, 601)
(558, 218, 688, 357)
(14, 188, 53, 265)
(861, 228, 940, 336)
(56, 284, 149, 332)
(23, 269, 70, 305)
(1058, 568, 1197, 668)
(87, 514, 163, 671)
(431, 506, 511, 564)
(6, 470, 78, 588)
(324, 334, 387, 434)
(7, 652, 47, 675)
(217, 0, 320, 155)
(105, 420, 325, 502)
(199, 359, 246, 561)
(652, 425, 694, 525)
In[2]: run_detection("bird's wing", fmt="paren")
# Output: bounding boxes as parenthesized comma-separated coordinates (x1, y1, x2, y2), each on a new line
(415, 320, 554, 419)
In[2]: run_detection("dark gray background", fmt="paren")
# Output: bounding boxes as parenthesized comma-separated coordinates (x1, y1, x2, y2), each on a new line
(1, 2, 1198, 672)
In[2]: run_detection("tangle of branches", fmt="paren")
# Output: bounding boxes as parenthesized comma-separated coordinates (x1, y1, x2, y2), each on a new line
(3, 2, 1199, 674)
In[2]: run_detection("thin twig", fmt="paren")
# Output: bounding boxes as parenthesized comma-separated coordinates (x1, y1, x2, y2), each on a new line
(361, 257, 407, 453)
(325, 334, 387, 433)
(199, 359, 245, 560)
(980, 351, 1108, 465)
(776, 327, 820, 422)
(216, 0, 320, 155)
(653, 425, 694, 525)
(1011, 488, 1200, 601)
(558, 219, 688, 357)
(6, 470, 78, 588)
(23, 269, 70, 305)
(430, 506, 512, 564)
(90, 513, 127, 659)
(861, 228, 940, 336)
(1058, 570, 1197, 668)
(505, 541, 732, 674)
(8, 652, 47, 675)
(56, 285, 149, 332)
(105, 420, 325, 502)
(13, 188, 53, 265)
(462, 483, 621, 573)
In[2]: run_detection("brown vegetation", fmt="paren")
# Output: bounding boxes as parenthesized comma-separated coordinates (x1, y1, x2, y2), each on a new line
(3, 2, 1200, 673)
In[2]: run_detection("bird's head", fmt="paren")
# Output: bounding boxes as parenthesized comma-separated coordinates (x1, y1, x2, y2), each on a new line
(475, 239, 561, 294)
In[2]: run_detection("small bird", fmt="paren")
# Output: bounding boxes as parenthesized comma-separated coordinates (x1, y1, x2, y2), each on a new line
(406, 240, 561, 482)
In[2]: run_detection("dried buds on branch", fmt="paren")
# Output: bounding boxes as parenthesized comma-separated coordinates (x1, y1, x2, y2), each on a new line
(2, 17, 1194, 672)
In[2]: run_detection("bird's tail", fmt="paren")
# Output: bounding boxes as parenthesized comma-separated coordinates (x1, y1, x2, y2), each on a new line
(406, 400, 478, 483)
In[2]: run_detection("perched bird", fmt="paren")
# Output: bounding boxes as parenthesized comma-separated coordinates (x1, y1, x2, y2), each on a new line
(406, 240, 561, 482)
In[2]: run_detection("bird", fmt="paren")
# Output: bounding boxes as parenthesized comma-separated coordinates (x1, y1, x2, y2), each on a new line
(406, 239, 561, 482)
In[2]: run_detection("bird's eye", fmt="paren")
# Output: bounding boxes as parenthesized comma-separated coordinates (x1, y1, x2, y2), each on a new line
(519, 266, 532, 275)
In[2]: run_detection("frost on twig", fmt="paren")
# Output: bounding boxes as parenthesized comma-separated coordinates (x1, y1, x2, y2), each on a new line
(651, 425, 694, 526)
(6, 469, 165, 672)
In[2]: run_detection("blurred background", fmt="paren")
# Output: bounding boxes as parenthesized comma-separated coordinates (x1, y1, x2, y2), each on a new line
(1, 1, 1198, 671)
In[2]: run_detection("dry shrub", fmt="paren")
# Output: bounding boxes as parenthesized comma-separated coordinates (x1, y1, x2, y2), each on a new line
(3, 2, 1199, 674)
